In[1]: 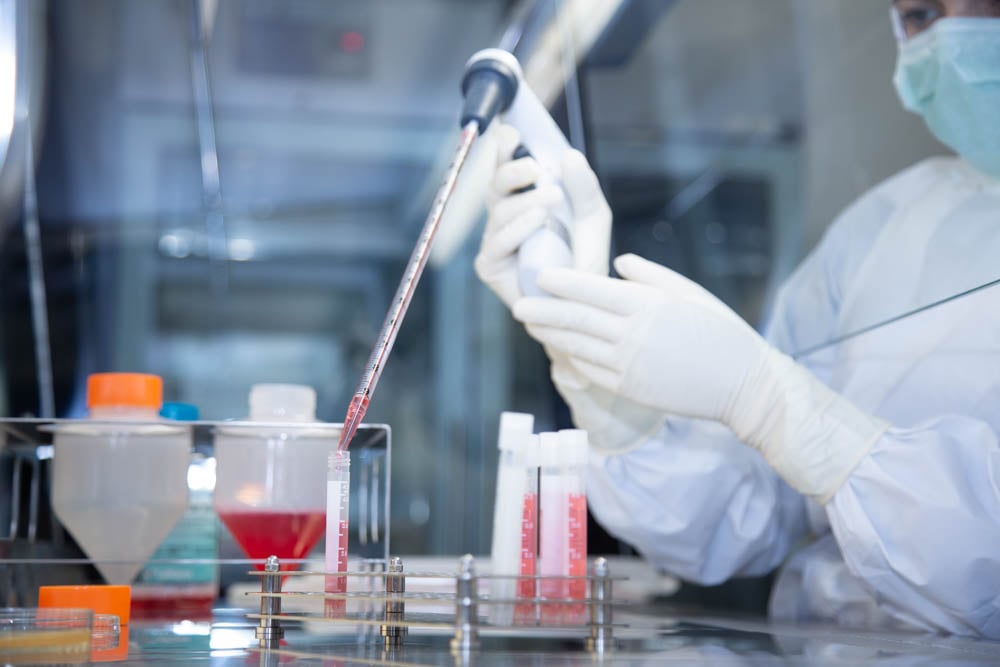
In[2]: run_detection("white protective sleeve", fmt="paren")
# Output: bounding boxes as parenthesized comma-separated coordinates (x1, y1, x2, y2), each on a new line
(828, 419, 1000, 637)
(588, 419, 810, 584)
(586, 159, 1000, 636)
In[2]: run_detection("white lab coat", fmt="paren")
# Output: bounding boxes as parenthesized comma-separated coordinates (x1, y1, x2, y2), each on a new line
(587, 157, 1000, 637)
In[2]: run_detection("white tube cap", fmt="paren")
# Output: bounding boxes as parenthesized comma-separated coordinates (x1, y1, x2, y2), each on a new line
(498, 412, 534, 451)
(249, 384, 317, 422)
(559, 429, 589, 465)
(538, 431, 561, 467)
(521, 434, 540, 468)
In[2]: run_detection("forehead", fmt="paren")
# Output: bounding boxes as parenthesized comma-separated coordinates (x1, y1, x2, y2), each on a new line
(893, 0, 1000, 15)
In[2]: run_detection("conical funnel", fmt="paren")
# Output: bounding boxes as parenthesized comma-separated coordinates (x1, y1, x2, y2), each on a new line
(52, 428, 191, 584)
(51, 374, 191, 584)
(214, 384, 334, 571)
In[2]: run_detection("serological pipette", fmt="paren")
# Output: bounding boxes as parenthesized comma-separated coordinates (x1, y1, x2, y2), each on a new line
(336, 51, 523, 451)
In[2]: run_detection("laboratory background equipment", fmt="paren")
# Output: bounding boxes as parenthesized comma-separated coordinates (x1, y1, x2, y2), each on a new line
(0, 2, 967, 656)
(50, 373, 191, 586)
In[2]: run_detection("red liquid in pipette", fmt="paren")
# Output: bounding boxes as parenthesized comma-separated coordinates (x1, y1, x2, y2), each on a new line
(218, 510, 326, 569)
(337, 394, 369, 452)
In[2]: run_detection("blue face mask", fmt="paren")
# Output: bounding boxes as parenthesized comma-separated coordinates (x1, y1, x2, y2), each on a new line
(893, 18, 1000, 179)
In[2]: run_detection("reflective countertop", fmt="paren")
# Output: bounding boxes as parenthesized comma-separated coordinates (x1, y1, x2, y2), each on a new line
(95, 607, 1000, 666)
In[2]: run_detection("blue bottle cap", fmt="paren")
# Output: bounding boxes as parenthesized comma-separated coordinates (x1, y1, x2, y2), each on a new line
(160, 402, 200, 421)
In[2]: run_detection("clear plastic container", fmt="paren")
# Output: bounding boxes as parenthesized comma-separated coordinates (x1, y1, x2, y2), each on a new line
(0, 608, 92, 665)
(214, 384, 336, 571)
(51, 373, 191, 585)
(324, 448, 350, 617)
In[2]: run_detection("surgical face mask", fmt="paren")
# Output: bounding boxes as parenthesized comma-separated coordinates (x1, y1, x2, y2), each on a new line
(892, 17, 1000, 179)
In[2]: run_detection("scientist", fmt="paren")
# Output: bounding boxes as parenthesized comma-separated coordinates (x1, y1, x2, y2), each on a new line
(475, 1, 1000, 637)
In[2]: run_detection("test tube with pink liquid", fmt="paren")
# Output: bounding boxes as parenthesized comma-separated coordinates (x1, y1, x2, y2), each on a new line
(325, 449, 351, 616)
(488, 413, 536, 626)
(539, 430, 588, 625)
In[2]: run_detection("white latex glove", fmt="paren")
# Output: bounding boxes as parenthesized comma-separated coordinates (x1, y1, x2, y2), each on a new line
(513, 253, 890, 502)
(547, 348, 667, 453)
(474, 124, 658, 451)
(474, 124, 612, 308)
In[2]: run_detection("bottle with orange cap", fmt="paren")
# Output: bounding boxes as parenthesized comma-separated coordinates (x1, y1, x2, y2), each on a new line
(50, 373, 192, 586)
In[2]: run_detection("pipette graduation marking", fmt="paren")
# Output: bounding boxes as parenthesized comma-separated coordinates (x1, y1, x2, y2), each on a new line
(337, 120, 481, 452)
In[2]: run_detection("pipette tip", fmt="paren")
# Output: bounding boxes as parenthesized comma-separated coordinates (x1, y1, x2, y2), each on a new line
(337, 394, 369, 451)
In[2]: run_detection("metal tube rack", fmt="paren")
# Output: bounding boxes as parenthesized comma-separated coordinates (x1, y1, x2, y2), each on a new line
(245, 554, 625, 659)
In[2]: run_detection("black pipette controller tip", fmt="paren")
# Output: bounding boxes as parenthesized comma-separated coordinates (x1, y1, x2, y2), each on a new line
(460, 51, 519, 134)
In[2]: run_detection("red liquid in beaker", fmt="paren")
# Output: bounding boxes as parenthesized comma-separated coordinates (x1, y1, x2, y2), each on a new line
(218, 510, 326, 569)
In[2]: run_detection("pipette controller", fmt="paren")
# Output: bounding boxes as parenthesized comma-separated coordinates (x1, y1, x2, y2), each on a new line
(463, 49, 576, 297)
(336, 51, 525, 452)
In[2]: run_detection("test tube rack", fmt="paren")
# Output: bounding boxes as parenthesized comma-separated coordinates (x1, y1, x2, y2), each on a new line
(247, 554, 621, 658)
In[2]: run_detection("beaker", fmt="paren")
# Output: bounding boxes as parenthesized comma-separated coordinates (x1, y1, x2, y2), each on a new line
(51, 373, 191, 585)
(214, 384, 336, 570)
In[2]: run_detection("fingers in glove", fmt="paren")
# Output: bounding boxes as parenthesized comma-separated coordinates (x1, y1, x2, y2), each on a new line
(535, 267, 649, 315)
(524, 324, 620, 371)
(494, 124, 521, 163)
(513, 297, 627, 343)
(493, 157, 543, 197)
(613, 253, 716, 302)
(568, 357, 622, 394)
(479, 208, 548, 262)
(489, 184, 563, 232)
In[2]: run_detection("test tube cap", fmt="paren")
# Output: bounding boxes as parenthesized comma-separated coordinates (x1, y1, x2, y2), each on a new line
(249, 383, 316, 422)
(538, 431, 561, 467)
(497, 412, 534, 451)
(521, 433, 541, 467)
(559, 429, 590, 465)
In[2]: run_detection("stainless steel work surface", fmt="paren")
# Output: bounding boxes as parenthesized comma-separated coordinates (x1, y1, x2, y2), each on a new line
(103, 609, 1000, 666)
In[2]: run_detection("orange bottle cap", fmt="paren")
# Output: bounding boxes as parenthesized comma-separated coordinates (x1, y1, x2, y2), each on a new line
(38, 584, 132, 625)
(87, 373, 162, 411)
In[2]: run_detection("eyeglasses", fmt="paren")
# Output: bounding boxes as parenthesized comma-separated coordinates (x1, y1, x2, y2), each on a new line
(891, 0, 1000, 41)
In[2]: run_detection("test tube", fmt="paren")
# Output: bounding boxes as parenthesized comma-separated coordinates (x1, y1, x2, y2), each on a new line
(538, 432, 567, 624)
(560, 429, 589, 624)
(539, 430, 589, 625)
(514, 434, 540, 625)
(489, 412, 534, 626)
(325, 449, 351, 617)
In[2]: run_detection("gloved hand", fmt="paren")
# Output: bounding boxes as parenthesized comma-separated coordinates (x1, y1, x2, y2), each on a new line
(513, 253, 890, 502)
(474, 124, 612, 308)
(474, 124, 657, 451)
(547, 348, 667, 453)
